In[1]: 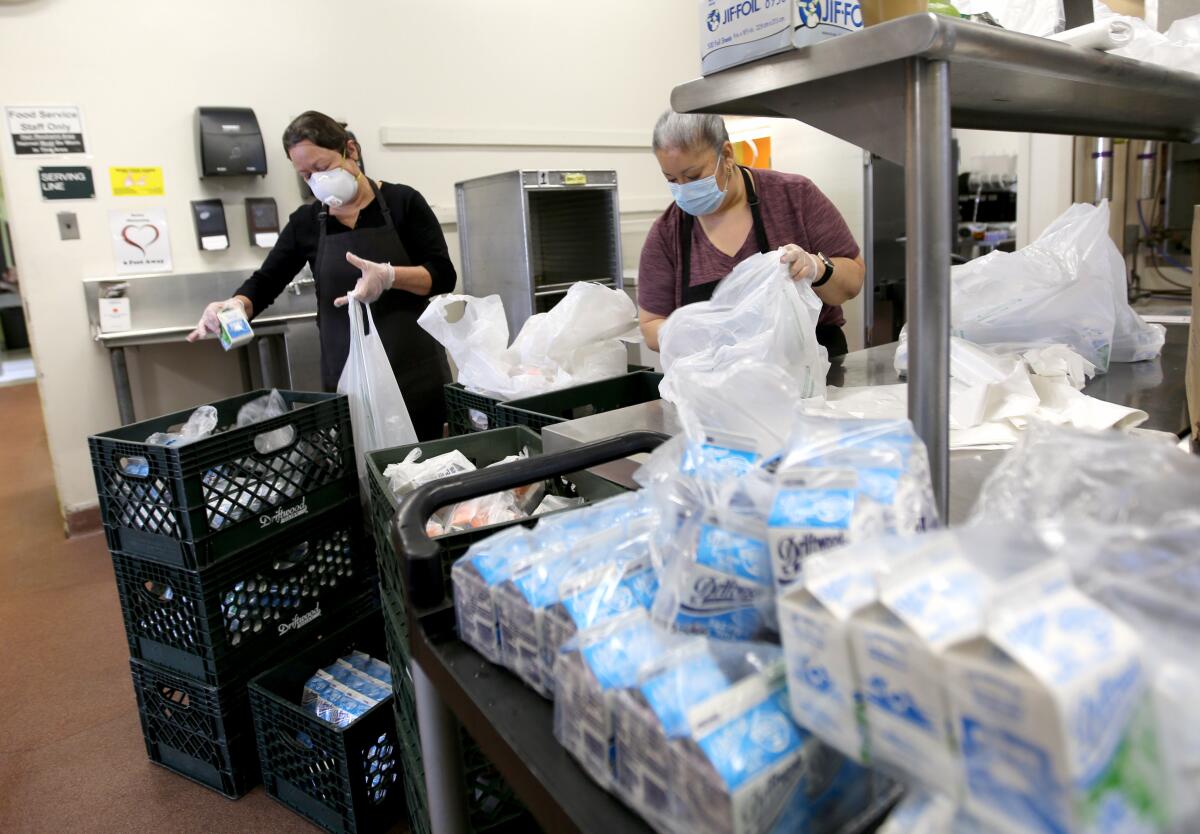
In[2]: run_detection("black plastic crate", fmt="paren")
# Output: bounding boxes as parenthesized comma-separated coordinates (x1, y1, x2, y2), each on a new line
(364, 427, 626, 613)
(90, 389, 356, 570)
(249, 609, 401, 834)
(114, 502, 377, 685)
(494, 371, 664, 431)
(444, 364, 652, 435)
(130, 657, 260, 799)
(382, 595, 527, 834)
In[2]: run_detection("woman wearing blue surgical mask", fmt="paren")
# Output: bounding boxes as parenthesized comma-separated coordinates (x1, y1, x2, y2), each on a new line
(638, 111, 865, 357)
(188, 111, 454, 440)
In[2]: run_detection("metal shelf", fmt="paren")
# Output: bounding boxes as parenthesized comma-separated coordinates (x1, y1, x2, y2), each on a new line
(672, 14, 1200, 518)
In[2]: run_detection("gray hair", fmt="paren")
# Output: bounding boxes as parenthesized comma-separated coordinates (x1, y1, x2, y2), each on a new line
(651, 111, 729, 155)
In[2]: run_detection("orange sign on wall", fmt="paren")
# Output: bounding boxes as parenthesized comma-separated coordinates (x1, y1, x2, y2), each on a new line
(733, 136, 772, 169)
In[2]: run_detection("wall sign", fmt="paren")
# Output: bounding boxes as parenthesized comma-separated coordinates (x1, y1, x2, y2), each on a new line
(110, 166, 165, 197)
(109, 208, 173, 275)
(39, 166, 95, 200)
(6, 105, 86, 155)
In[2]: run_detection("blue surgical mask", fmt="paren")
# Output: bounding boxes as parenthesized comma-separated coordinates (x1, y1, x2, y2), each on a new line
(669, 154, 728, 217)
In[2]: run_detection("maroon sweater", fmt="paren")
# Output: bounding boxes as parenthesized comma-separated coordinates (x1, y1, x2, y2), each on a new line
(637, 168, 860, 327)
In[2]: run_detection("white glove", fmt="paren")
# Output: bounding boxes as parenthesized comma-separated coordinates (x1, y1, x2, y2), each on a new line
(335, 252, 394, 307)
(187, 298, 246, 342)
(780, 244, 820, 283)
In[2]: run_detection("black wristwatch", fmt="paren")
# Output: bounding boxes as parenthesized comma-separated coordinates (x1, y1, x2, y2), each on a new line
(812, 252, 835, 288)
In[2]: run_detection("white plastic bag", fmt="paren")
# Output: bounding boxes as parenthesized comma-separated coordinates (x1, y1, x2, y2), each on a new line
(658, 249, 829, 404)
(898, 201, 1163, 371)
(419, 283, 638, 400)
(1105, 2, 1200, 76)
(337, 300, 417, 482)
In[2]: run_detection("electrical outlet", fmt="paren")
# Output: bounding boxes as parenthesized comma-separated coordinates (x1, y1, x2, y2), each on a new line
(57, 211, 80, 241)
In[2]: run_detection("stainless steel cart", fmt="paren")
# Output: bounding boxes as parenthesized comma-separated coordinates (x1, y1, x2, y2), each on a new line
(455, 170, 624, 337)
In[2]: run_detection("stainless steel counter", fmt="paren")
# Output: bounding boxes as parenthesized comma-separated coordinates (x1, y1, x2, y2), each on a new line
(543, 326, 1190, 525)
(83, 269, 319, 424)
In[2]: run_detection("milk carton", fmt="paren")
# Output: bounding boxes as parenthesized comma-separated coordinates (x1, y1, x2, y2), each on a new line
(778, 540, 895, 763)
(653, 513, 776, 641)
(451, 527, 541, 665)
(768, 468, 860, 592)
(698, 0, 864, 76)
(553, 612, 673, 788)
(614, 645, 733, 830)
(944, 565, 1168, 834)
(672, 665, 871, 834)
(217, 304, 254, 350)
(848, 532, 989, 791)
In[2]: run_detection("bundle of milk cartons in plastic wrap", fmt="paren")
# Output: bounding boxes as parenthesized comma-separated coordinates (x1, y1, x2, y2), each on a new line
(445, 381, 948, 832)
(780, 423, 1200, 834)
(301, 650, 394, 729)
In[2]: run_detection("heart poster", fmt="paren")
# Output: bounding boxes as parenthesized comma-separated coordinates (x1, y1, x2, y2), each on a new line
(109, 208, 172, 275)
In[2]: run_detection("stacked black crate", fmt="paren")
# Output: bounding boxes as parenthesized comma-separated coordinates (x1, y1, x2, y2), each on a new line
(89, 390, 375, 798)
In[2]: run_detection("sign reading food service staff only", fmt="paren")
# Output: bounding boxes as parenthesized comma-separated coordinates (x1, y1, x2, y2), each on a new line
(5, 105, 86, 155)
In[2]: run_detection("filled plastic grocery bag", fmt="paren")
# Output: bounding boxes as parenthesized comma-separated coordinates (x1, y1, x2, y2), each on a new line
(418, 282, 638, 400)
(658, 249, 829, 405)
(338, 300, 417, 482)
(896, 201, 1164, 372)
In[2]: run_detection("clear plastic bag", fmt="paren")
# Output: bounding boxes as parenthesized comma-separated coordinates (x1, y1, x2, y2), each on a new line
(337, 300, 417, 481)
(236, 389, 294, 454)
(145, 404, 218, 447)
(969, 422, 1200, 527)
(768, 416, 939, 592)
(955, 0, 1064, 36)
(658, 249, 829, 405)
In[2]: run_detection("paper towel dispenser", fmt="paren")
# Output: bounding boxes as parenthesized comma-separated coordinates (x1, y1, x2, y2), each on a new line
(195, 107, 267, 177)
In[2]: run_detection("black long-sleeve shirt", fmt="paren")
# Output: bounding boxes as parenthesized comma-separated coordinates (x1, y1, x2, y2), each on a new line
(235, 182, 456, 317)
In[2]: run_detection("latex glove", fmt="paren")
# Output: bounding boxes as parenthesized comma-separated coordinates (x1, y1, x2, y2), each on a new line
(187, 298, 246, 342)
(335, 252, 393, 307)
(780, 244, 820, 283)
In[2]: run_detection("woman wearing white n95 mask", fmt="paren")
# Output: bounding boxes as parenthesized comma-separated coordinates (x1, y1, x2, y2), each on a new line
(637, 111, 865, 357)
(188, 111, 454, 440)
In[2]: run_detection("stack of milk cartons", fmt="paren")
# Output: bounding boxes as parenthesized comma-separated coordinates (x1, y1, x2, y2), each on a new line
(301, 650, 394, 729)
(450, 492, 659, 698)
(555, 613, 872, 834)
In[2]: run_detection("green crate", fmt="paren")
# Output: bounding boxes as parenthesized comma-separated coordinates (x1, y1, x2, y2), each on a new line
(444, 364, 653, 435)
(365, 427, 626, 612)
(494, 371, 664, 432)
(383, 595, 529, 834)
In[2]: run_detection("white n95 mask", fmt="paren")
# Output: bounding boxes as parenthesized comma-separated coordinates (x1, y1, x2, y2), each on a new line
(307, 167, 359, 208)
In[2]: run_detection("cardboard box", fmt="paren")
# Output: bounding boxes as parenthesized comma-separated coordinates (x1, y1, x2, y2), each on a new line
(699, 0, 864, 76)
(944, 567, 1168, 834)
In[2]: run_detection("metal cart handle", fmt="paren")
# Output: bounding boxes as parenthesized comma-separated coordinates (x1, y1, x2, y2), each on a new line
(393, 430, 668, 608)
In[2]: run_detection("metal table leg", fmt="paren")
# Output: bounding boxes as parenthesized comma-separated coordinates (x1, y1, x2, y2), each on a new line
(904, 57, 952, 520)
(413, 660, 471, 834)
(258, 335, 276, 389)
(110, 346, 136, 426)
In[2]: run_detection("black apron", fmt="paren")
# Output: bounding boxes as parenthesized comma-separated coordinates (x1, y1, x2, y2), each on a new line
(315, 179, 450, 440)
(679, 166, 848, 357)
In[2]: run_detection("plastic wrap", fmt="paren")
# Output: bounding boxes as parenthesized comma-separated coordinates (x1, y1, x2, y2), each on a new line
(658, 249, 829, 406)
(236, 389, 295, 453)
(969, 422, 1200, 528)
(768, 416, 938, 592)
(612, 638, 783, 832)
(553, 611, 678, 789)
(452, 527, 542, 665)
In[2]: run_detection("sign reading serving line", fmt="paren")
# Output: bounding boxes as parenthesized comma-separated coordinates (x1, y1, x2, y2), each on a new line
(6, 105, 86, 155)
(39, 166, 95, 200)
